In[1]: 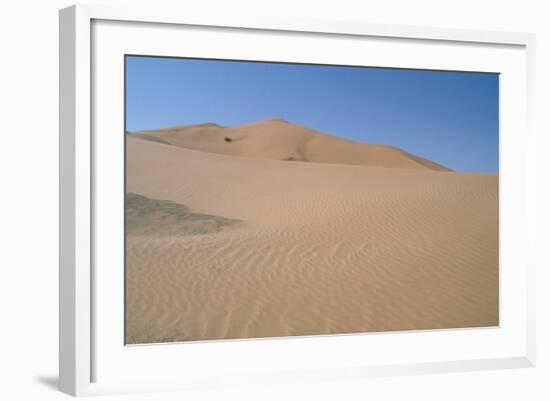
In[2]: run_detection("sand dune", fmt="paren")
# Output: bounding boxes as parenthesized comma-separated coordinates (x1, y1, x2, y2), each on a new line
(125, 134, 498, 344)
(130, 119, 453, 171)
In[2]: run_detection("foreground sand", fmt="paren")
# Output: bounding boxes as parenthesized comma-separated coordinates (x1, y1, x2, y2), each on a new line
(125, 129, 498, 344)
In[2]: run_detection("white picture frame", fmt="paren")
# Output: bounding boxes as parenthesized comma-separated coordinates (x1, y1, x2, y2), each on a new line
(59, 3, 536, 397)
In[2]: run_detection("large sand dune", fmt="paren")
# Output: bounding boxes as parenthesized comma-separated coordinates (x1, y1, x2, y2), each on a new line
(125, 125, 498, 344)
(131, 119, 453, 171)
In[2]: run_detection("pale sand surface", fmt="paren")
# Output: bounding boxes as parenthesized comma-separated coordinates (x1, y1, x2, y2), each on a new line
(125, 122, 498, 344)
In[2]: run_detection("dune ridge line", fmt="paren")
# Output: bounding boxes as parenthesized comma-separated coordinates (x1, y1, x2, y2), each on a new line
(129, 118, 453, 171)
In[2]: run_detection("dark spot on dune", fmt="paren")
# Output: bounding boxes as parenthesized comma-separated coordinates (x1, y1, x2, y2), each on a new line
(224, 137, 232, 142)
(125, 193, 240, 237)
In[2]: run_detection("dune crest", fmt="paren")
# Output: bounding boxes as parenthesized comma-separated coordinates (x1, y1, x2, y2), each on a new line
(130, 119, 452, 171)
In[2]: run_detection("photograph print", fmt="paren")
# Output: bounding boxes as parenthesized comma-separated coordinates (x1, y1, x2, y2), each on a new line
(124, 56, 499, 344)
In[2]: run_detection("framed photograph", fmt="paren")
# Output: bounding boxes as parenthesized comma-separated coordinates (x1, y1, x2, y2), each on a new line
(59, 4, 536, 396)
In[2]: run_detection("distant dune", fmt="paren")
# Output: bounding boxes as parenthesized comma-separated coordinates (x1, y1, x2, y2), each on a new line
(130, 119, 453, 171)
(125, 126, 498, 344)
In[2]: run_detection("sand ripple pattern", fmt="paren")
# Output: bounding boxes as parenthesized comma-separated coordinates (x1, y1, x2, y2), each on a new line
(125, 137, 498, 344)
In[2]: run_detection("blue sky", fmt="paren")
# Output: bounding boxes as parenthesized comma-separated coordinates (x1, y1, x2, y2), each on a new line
(126, 56, 499, 173)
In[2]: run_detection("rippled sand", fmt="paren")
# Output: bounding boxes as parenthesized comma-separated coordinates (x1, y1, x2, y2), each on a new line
(125, 121, 498, 344)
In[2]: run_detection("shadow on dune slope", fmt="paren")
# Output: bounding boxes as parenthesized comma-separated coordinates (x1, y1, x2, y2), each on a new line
(126, 192, 240, 237)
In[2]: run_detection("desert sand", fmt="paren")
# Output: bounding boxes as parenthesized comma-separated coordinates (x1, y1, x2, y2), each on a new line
(125, 119, 498, 344)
